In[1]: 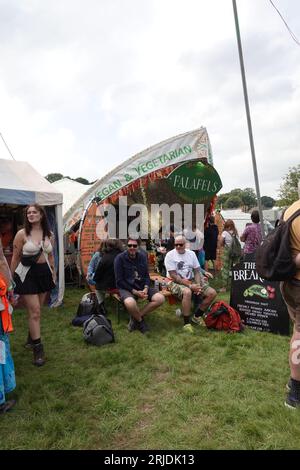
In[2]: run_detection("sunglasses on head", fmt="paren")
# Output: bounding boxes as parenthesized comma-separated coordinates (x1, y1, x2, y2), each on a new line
(128, 243, 138, 248)
(175, 243, 184, 247)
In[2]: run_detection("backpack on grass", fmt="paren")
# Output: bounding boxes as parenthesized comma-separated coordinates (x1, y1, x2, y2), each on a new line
(83, 314, 115, 346)
(204, 301, 244, 333)
(71, 292, 107, 327)
(255, 208, 300, 281)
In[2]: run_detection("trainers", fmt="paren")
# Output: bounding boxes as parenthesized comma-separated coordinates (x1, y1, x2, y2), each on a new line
(137, 318, 150, 334)
(182, 323, 194, 334)
(0, 399, 16, 414)
(191, 314, 204, 326)
(127, 317, 138, 332)
(286, 378, 292, 391)
(175, 308, 182, 317)
(285, 390, 300, 409)
(32, 343, 45, 367)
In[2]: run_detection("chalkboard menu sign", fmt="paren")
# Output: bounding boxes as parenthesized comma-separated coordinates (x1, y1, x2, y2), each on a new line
(230, 253, 290, 336)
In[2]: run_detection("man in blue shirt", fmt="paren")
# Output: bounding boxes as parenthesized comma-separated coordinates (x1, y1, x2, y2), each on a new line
(114, 238, 164, 333)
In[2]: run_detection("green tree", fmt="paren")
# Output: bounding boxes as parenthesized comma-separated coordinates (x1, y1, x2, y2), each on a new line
(224, 195, 243, 209)
(261, 196, 275, 208)
(240, 188, 257, 211)
(278, 165, 300, 207)
(74, 177, 90, 185)
(45, 173, 64, 183)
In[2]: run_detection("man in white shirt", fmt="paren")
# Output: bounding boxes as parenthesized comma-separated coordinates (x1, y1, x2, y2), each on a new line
(164, 235, 217, 333)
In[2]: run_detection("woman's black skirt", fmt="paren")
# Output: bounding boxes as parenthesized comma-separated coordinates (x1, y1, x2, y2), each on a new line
(14, 263, 55, 295)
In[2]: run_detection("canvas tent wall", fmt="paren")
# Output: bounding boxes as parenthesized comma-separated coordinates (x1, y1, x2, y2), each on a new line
(64, 127, 222, 277)
(0, 158, 64, 306)
(63, 127, 214, 234)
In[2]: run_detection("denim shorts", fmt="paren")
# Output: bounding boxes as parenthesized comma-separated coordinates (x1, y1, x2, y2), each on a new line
(119, 287, 159, 302)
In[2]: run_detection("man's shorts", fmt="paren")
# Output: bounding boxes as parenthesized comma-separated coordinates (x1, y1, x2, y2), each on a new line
(168, 281, 210, 303)
(119, 287, 159, 302)
(280, 279, 300, 332)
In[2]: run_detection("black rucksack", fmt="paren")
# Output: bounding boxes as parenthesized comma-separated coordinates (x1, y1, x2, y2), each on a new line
(255, 208, 300, 281)
(83, 314, 115, 346)
(71, 292, 107, 327)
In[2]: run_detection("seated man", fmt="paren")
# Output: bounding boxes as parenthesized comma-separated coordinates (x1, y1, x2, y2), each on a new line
(114, 238, 165, 334)
(164, 235, 217, 333)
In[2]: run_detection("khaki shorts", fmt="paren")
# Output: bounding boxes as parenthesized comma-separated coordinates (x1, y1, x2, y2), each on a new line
(280, 279, 300, 332)
(168, 281, 210, 300)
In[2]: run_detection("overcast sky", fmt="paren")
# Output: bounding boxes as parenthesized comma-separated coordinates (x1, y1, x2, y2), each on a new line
(0, 0, 299, 199)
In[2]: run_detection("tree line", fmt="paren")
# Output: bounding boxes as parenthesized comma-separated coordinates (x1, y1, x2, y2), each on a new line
(217, 165, 300, 210)
(45, 173, 95, 185)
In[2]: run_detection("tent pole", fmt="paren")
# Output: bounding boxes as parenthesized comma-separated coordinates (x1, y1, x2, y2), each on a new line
(232, 0, 265, 236)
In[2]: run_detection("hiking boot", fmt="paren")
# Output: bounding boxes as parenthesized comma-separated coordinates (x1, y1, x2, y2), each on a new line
(33, 343, 45, 367)
(175, 308, 182, 317)
(182, 323, 194, 334)
(127, 317, 138, 332)
(0, 399, 16, 414)
(285, 390, 300, 409)
(137, 318, 150, 334)
(24, 332, 34, 350)
(191, 314, 204, 326)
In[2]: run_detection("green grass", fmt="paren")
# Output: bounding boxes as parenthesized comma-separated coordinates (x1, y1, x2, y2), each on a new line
(1, 283, 299, 450)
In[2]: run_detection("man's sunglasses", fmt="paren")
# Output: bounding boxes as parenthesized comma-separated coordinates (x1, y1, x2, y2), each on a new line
(175, 243, 184, 247)
(128, 244, 138, 248)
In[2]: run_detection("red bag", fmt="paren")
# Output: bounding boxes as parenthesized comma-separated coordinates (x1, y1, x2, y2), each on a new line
(204, 301, 244, 333)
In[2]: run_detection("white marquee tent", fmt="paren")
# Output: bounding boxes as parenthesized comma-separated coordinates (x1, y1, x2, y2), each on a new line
(52, 178, 93, 216)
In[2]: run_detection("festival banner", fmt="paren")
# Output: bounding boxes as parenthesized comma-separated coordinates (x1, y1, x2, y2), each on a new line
(230, 253, 290, 335)
(64, 127, 213, 232)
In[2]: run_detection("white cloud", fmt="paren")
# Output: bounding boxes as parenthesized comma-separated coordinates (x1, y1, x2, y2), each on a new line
(0, 0, 299, 198)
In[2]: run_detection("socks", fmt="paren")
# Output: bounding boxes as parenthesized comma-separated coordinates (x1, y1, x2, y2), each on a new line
(32, 338, 41, 345)
(194, 309, 205, 318)
(291, 378, 300, 399)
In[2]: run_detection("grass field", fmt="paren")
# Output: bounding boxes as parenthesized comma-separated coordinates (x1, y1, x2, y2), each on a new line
(1, 283, 299, 450)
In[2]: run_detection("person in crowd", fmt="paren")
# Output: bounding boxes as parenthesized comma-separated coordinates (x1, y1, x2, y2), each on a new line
(0, 217, 14, 251)
(203, 216, 219, 273)
(280, 199, 300, 409)
(240, 209, 262, 255)
(184, 223, 204, 263)
(0, 239, 16, 414)
(164, 235, 217, 333)
(86, 243, 102, 291)
(218, 219, 240, 293)
(161, 225, 175, 253)
(10, 205, 56, 367)
(93, 239, 124, 314)
(114, 238, 165, 334)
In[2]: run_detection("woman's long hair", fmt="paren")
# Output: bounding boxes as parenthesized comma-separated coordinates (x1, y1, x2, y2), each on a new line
(101, 238, 124, 253)
(24, 204, 52, 239)
(223, 219, 238, 236)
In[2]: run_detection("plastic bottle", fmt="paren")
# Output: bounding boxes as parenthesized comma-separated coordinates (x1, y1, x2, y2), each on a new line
(154, 278, 160, 290)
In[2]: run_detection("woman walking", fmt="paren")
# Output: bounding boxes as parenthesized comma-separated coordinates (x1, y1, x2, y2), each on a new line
(10, 205, 55, 367)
